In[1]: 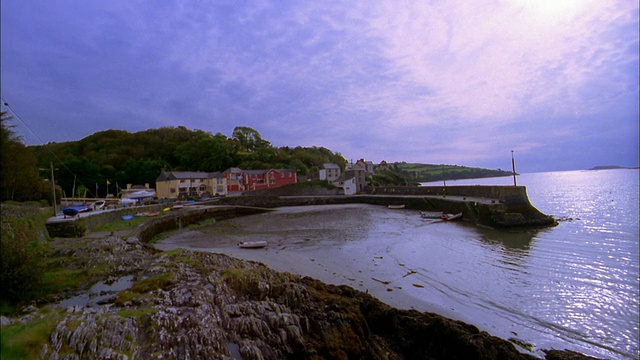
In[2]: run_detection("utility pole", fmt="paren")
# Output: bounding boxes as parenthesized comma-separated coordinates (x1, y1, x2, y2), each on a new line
(50, 161, 57, 216)
(511, 150, 517, 186)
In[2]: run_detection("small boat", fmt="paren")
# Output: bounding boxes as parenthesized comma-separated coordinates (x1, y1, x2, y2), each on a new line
(441, 212, 463, 221)
(420, 211, 462, 221)
(120, 198, 137, 206)
(420, 211, 445, 219)
(237, 241, 268, 249)
(147, 212, 160, 217)
(126, 189, 156, 199)
(122, 215, 134, 221)
(61, 205, 91, 218)
(171, 205, 184, 210)
(89, 200, 106, 210)
(388, 204, 405, 209)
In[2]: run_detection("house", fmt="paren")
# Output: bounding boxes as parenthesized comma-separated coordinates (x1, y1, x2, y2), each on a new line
(155, 171, 227, 199)
(238, 168, 298, 191)
(223, 167, 245, 192)
(377, 160, 389, 172)
(333, 173, 358, 195)
(349, 159, 373, 173)
(319, 163, 342, 182)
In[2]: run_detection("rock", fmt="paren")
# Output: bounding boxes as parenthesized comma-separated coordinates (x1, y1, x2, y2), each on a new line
(8, 225, 595, 359)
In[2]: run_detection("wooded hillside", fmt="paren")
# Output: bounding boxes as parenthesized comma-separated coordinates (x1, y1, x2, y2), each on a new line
(29, 126, 347, 198)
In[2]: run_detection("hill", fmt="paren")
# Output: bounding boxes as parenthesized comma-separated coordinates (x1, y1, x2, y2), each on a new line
(29, 126, 347, 198)
(392, 162, 513, 183)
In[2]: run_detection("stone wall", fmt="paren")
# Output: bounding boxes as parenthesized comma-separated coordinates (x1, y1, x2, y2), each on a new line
(131, 206, 271, 243)
(367, 185, 530, 205)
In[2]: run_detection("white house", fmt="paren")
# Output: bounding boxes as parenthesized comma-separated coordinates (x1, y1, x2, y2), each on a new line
(319, 163, 342, 182)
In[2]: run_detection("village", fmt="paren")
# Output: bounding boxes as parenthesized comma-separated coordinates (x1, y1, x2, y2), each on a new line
(141, 159, 384, 201)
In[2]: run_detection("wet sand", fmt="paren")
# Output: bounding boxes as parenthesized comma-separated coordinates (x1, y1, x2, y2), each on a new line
(154, 204, 467, 322)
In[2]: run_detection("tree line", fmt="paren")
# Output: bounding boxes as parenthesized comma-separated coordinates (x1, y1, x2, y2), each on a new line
(11, 124, 347, 200)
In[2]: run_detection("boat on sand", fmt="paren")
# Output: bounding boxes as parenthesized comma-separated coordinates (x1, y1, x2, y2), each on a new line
(420, 212, 462, 221)
(238, 241, 268, 249)
(387, 204, 406, 209)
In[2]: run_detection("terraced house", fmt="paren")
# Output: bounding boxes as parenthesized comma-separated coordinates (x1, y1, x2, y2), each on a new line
(156, 168, 297, 199)
(223, 168, 297, 192)
(155, 171, 227, 199)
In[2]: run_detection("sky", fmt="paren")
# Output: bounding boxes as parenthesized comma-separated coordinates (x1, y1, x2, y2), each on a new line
(1, 1, 638, 173)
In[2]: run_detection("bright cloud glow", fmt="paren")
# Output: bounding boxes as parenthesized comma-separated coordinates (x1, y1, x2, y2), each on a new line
(1, 0, 638, 172)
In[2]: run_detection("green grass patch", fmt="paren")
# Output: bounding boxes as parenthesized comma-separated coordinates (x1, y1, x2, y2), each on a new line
(114, 273, 175, 306)
(0, 308, 64, 359)
(92, 215, 149, 233)
(38, 268, 94, 296)
(163, 248, 199, 266)
(131, 272, 175, 293)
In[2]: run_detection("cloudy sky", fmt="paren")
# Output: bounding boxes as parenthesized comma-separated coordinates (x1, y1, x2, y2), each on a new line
(2, 1, 638, 172)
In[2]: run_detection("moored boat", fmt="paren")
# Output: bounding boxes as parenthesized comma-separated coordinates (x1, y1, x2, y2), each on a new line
(420, 211, 445, 219)
(237, 241, 268, 249)
(420, 211, 462, 221)
(388, 204, 406, 209)
(61, 205, 91, 218)
(442, 212, 462, 221)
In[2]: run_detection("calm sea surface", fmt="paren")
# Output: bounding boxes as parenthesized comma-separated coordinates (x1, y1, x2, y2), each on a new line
(420, 169, 639, 359)
(159, 169, 639, 359)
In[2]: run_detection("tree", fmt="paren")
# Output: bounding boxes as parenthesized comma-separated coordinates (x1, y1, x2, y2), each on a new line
(0, 110, 46, 202)
(232, 126, 267, 152)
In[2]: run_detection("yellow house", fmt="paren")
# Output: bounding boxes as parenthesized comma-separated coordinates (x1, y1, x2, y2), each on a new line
(155, 171, 227, 199)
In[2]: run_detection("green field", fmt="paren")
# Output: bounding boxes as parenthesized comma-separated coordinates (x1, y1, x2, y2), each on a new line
(392, 162, 512, 182)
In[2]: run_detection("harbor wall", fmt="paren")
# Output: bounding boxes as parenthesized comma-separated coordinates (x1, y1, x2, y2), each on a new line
(367, 185, 530, 205)
(46, 185, 555, 238)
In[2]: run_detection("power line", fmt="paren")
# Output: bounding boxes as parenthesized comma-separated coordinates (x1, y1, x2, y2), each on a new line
(1, 97, 97, 197)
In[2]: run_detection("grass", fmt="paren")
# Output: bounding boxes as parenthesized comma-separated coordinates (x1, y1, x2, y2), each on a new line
(38, 268, 94, 297)
(114, 272, 176, 306)
(0, 308, 64, 359)
(92, 215, 151, 233)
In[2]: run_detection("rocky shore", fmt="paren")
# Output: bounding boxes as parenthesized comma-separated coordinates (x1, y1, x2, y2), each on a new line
(2, 206, 599, 359)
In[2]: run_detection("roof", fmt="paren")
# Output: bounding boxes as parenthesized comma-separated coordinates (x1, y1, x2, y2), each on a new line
(156, 171, 216, 182)
(322, 163, 341, 170)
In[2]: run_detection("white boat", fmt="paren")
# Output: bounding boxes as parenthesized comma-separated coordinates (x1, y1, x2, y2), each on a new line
(420, 211, 462, 221)
(89, 200, 106, 210)
(388, 204, 405, 209)
(126, 189, 156, 199)
(420, 211, 444, 219)
(442, 212, 463, 221)
(237, 241, 268, 249)
(120, 198, 137, 205)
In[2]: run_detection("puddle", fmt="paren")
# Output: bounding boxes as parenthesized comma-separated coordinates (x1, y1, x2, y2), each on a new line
(58, 275, 134, 308)
(226, 342, 243, 360)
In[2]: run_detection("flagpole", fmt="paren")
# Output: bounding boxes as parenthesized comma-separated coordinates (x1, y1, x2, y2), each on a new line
(511, 150, 517, 186)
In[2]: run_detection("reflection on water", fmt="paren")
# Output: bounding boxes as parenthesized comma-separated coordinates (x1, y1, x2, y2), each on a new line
(159, 170, 638, 359)
(58, 275, 134, 308)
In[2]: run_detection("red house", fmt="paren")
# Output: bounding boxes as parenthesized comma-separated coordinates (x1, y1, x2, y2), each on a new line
(223, 168, 297, 192)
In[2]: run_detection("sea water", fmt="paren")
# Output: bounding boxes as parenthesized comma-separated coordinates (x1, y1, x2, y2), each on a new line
(417, 169, 639, 359)
(159, 169, 639, 359)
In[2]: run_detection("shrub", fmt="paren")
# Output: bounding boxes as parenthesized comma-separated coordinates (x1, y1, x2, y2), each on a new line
(0, 219, 45, 305)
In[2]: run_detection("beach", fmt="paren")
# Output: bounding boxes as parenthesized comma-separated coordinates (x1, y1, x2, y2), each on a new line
(154, 204, 470, 322)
